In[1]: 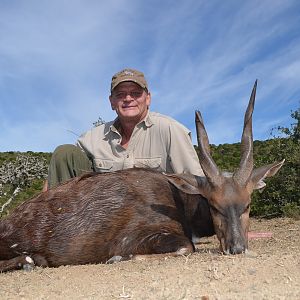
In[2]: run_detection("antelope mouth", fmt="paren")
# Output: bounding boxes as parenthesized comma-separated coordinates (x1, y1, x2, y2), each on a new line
(223, 241, 247, 255)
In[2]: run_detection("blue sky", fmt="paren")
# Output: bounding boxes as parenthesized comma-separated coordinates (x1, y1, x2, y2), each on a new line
(0, 0, 299, 152)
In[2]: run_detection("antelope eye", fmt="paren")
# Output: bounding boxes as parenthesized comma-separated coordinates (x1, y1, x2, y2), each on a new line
(209, 204, 220, 215)
(209, 204, 227, 218)
(244, 204, 250, 213)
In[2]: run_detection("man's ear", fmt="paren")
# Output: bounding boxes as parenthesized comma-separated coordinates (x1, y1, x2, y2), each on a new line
(109, 95, 116, 111)
(146, 91, 151, 108)
(250, 159, 285, 191)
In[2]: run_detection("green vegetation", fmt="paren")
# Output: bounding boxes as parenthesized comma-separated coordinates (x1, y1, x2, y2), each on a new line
(207, 107, 300, 218)
(205, 137, 299, 218)
(0, 152, 51, 217)
(0, 108, 299, 219)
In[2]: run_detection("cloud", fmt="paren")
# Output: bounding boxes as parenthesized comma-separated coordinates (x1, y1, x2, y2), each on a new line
(0, 0, 299, 151)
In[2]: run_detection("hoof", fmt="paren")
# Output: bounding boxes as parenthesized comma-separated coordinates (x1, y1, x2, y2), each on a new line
(23, 256, 35, 271)
(106, 255, 124, 264)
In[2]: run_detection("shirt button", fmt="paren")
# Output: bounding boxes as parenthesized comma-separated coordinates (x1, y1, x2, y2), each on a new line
(126, 154, 129, 158)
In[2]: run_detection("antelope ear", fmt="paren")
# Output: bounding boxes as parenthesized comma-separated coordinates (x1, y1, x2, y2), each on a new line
(250, 159, 285, 191)
(165, 173, 207, 195)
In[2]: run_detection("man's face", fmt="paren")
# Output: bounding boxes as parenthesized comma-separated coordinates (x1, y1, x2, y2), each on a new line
(109, 82, 151, 123)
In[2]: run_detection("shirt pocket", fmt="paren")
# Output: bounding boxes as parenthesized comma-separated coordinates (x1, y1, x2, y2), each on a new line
(134, 157, 162, 170)
(93, 158, 114, 172)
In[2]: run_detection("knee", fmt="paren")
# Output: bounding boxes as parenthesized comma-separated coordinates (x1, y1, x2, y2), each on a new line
(50, 144, 92, 172)
(52, 144, 79, 162)
(53, 144, 78, 156)
(49, 145, 76, 169)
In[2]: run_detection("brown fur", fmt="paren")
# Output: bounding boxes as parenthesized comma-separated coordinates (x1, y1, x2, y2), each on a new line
(0, 168, 214, 272)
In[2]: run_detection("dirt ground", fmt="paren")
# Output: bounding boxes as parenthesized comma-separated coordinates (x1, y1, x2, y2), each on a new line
(0, 218, 299, 300)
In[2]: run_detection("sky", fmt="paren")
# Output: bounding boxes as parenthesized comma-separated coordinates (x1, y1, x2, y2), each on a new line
(0, 0, 299, 152)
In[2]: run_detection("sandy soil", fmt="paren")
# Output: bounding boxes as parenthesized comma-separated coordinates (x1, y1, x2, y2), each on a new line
(0, 218, 299, 300)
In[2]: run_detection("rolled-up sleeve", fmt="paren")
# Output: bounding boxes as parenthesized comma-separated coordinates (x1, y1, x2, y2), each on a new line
(167, 122, 204, 176)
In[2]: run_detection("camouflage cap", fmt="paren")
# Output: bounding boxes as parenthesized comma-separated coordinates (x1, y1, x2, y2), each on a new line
(111, 68, 148, 92)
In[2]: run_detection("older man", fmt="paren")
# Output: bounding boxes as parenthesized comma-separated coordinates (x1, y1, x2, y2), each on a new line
(47, 68, 203, 188)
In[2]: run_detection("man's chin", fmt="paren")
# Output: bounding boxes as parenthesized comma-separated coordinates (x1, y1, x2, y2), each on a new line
(118, 109, 148, 123)
(120, 113, 144, 123)
(120, 110, 139, 118)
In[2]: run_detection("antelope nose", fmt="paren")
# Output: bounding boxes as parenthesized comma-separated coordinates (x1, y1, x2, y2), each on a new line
(229, 244, 245, 254)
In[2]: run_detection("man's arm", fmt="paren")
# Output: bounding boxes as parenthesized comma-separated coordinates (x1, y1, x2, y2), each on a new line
(167, 121, 204, 176)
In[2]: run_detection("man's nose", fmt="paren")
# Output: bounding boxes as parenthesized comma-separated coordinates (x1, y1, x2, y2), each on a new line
(124, 94, 134, 101)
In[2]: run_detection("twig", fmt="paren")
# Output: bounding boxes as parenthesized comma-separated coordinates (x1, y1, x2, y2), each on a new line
(181, 253, 192, 264)
(0, 186, 21, 213)
(66, 129, 80, 137)
(119, 285, 131, 299)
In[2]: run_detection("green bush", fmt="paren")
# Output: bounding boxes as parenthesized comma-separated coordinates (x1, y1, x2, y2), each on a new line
(196, 107, 300, 219)
(0, 152, 51, 218)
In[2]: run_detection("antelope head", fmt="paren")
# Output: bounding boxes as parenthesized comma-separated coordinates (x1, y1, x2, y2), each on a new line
(167, 81, 284, 254)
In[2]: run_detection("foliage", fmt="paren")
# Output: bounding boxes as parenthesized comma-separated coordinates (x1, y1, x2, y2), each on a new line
(0, 152, 51, 217)
(203, 107, 299, 218)
(93, 116, 106, 127)
(274, 107, 300, 141)
(251, 138, 299, 218)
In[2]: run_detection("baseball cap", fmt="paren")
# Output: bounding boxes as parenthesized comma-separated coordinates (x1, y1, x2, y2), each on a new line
(111, 68, 148, 92)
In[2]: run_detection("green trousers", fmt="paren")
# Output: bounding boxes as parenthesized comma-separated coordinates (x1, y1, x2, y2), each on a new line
(48, 144, 94, 188)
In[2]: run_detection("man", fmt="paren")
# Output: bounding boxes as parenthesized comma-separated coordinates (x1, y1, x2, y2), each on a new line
(47, 68, 203, 189)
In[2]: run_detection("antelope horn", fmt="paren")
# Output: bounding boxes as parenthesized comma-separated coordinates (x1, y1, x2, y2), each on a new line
(233, 80, 257, 185)
(195, 110, 223, 187)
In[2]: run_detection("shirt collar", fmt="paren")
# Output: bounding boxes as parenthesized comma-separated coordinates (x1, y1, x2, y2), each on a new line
(106, 119, 120, 137)
(143, 111, 154, 128)
(105, 111, 154, 137)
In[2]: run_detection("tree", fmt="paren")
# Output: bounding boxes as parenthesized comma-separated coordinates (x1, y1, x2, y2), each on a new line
(0, 153, 49, 216)
(93, 117, 106, 127)
(276, 107, 300, 142)
(251, 107, 300, 218)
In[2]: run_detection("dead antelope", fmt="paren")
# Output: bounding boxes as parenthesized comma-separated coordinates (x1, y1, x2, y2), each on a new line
(169, 80, 284, 254)
(0, 81, 284, 272)
(0, 169, 214, 272)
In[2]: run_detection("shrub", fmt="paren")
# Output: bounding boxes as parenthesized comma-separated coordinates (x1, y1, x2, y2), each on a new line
(0, 152, 51, 217)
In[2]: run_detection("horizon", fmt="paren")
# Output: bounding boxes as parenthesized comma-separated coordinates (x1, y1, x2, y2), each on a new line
(0, 1, 299, 152)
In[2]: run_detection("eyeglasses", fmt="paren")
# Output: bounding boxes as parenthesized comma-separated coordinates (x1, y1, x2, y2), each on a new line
(112, 90, 145, 100)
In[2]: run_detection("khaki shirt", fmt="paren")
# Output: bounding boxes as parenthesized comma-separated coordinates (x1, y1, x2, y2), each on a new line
(77, 111, 203, 176)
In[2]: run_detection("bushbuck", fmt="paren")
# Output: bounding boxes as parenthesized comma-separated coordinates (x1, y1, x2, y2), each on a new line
(0, 81, 284, 272)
